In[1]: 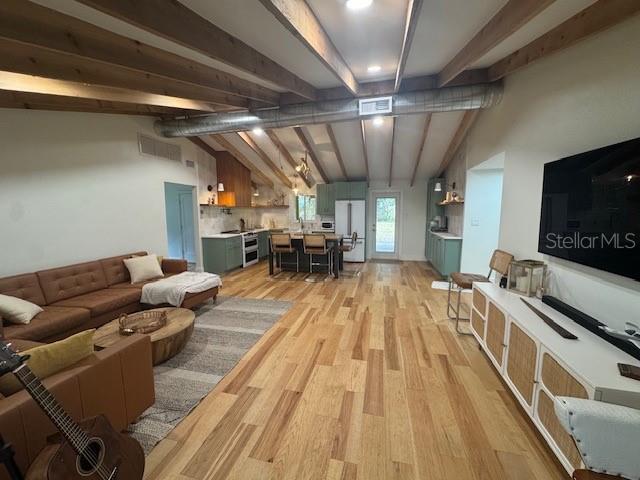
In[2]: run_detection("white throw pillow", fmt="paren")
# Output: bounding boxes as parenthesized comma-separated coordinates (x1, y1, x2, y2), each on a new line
(123, 254, 165, 284)
(0, 294, 44, 325)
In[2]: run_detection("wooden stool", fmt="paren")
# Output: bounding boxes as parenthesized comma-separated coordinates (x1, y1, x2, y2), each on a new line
(303, 234, 332, 282)
(339, 231, 360, 277)
(270, 233, 299, 273)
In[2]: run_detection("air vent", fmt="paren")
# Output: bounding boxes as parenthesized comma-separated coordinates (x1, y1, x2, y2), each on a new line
(358, 96, 393, 116)
(138, 134, 181, 162)
(185, 160, 195, 168)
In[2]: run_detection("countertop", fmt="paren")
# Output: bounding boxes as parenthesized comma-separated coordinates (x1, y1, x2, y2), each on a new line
(202, 228, 272, 239)
(429, 230, 463, 240)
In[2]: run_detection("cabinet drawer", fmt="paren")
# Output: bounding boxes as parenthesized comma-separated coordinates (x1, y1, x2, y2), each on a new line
(471, 308, 485, 341)
(537, 389, 583, 469)
(506, 323, 538, 407)
(486, 303, 506, 368)
(472, 288, 486, 316)
(541, 353, 589, 399)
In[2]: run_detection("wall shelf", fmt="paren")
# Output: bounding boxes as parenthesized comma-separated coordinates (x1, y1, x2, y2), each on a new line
(438, 200, 465, 206)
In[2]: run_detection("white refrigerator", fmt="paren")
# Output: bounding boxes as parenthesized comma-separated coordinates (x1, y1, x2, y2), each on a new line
(335, 200, 366, 262)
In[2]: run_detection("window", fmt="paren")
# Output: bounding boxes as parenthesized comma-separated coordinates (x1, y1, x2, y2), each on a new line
(296, 195, 316, 222)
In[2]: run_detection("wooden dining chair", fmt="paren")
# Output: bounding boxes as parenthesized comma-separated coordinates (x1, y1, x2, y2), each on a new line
(303, 234, 332, 282)
(270, 233, 299, 273)
(447, 249, 513, 335)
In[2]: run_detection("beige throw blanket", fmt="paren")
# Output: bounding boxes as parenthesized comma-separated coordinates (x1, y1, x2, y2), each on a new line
(141, 272, 222, 307)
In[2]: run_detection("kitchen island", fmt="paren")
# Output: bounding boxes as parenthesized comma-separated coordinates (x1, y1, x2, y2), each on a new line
(269, 233, 344, 279)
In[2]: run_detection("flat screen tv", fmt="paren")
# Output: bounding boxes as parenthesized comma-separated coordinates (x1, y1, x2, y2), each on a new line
(538, 137, 640, 281)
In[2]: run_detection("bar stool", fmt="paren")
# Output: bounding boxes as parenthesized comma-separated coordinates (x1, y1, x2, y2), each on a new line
(270, 233, 299, 274)
(339, 231, 361, 277)
(303, 234, 333, 282)
(447, 249, 513, 335)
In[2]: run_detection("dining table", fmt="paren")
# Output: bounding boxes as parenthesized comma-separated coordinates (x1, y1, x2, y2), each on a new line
(268, 233, 344, 278)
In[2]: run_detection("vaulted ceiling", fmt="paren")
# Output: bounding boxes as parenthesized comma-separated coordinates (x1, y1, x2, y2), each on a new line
(3, 0, 639, 187)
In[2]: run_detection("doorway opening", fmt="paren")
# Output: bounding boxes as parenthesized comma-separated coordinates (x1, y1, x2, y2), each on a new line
(460, 153, 505, 276)
(164, 182, 197, 267)
(372, 192, 401, 259)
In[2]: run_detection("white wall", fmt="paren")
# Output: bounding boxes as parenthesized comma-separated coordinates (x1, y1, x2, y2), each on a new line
(450, 16, 640, 330)
(0, 109, 211, 276)
(460, 168, 504, 274)
(367, 181, 427, 262)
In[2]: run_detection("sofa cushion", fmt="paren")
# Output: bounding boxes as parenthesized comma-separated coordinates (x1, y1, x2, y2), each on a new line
(37, 261, 108, 304)
(52, 288, 141, 316)
(0, 294, 43, 325)
(109, 273, 176, 291)
(0, 330, 95, 396)
(100, 252, 147, 286)
(3, 306, 90, 342)
(0, 273, 46, 306)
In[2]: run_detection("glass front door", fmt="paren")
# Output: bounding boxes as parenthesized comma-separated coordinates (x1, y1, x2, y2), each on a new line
(374, 194, 399, 256)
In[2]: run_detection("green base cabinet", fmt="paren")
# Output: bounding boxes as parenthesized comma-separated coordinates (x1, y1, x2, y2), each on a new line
(258, 231, 270, 258)
(426, 232, 462, 279)
(202, 236, 243, 274)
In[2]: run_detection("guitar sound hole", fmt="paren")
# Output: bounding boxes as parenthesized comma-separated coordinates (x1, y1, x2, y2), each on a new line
(77, 438, 105, 475)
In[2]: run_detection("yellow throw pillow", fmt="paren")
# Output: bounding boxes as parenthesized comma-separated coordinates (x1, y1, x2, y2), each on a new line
(0, 329, 95, 396)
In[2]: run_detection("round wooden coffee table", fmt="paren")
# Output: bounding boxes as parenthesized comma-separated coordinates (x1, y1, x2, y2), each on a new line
(94, 307, 195, 365)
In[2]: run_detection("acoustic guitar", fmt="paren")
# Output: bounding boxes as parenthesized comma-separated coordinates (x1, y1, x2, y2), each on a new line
(0, 340, 144, 480)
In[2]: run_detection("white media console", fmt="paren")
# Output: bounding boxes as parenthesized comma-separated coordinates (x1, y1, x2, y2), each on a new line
(470, 282, 640, 475)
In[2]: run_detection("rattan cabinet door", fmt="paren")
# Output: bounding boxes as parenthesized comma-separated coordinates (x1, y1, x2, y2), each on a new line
(471, 308, 485, 340)
(506, 323, 538, 407)
(472, 288, 487, 316)
(537, 353, 589, 469)
(485, 303, 506, 368)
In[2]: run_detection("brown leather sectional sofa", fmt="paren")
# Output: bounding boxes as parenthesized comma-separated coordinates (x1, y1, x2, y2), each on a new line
(0, 251, 219, 343)
(0, 334, 155, 480)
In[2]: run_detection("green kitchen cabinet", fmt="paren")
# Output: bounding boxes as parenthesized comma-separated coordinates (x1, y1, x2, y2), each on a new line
(426, 231, 462, 279)
(202, 236, 243, 273)
(258, 231, 270, 258)
(334, 181, 368, 200)
(316, 183, 335, 216)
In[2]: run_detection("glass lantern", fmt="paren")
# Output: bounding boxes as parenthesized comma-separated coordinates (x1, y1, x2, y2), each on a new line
(507, 260, 547, 297)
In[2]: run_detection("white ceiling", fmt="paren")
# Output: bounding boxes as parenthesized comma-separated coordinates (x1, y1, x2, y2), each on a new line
(34, 0, 603, 184)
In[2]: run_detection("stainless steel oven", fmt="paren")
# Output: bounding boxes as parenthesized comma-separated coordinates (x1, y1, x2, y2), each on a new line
(243, 232, 259, 267)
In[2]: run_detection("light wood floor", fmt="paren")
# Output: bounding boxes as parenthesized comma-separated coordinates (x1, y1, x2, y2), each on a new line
(143, 260, 568, 480)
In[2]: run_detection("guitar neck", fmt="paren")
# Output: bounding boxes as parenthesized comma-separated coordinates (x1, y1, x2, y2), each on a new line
(13, 364, 89, 454)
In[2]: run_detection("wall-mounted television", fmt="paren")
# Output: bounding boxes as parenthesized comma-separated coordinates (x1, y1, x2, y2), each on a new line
(538, 137, 640, 281)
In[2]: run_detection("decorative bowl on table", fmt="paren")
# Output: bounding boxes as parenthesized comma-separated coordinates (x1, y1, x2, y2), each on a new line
(118, 310, 167, 336)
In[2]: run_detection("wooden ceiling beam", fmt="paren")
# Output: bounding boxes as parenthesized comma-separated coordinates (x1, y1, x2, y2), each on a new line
(237, 132, 293, 188)
(437, 110, 479, 176)
(388, 117, 397, 187)
(258, 0, 359, 96)
(265, 130, 313, 189)
(438, 0, 556, 87)
(326, 124, 348, 181)
(0, 71, 218, 112)
(488, 0, 640, 81)
(0, 39, 244, 110)
(188, 137, 221, 158)
(0, 90, 188, 116)
(76, 0, 318, 100)
(359, 121, 370, 186)
(211, 135, 275, 188)
(394, 0, 424, 92)
(294, 127, 329, 184)
(0, 0, 279, 106)
(410, 113, 432, 187)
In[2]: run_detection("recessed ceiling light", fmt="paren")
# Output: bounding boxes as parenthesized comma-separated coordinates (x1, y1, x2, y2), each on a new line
(346, 0, 372, 11)
(373, 116, 384, 127)
(367, 65, 381, 73)
(252, 127, 264, 136)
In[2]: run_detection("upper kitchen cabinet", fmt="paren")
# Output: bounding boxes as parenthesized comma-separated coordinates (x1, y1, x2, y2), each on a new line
(335, 181, 367, 201)
(316, 183, 335, 216)
(215, 151, 252, 207)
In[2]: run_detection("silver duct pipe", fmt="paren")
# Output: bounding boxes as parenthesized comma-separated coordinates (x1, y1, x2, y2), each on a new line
(156, 82, 503, 138)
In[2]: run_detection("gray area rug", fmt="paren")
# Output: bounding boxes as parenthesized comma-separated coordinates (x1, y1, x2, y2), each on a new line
(128, 296, 292, 454)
